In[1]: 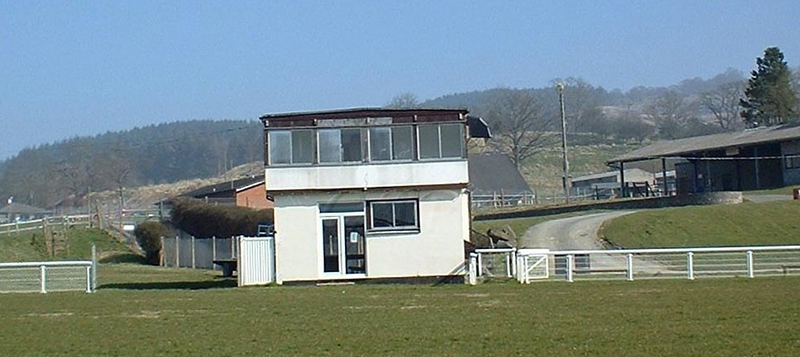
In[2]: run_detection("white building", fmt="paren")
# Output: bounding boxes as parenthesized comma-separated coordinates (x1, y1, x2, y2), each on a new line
(260, 108, 484, 284)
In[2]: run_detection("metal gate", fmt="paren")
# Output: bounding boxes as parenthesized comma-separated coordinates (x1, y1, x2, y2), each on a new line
(237, 236, 275, 287)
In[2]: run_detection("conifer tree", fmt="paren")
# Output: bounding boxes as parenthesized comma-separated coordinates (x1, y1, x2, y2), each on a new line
(740, 47, 798, 126)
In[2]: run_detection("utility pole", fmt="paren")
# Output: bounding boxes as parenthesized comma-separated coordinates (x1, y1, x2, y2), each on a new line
(557, 83, 571, 204)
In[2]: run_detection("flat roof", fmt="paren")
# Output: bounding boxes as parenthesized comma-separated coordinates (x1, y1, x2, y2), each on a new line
(260, 107, 468, 121)
(608, 124, 800, 164)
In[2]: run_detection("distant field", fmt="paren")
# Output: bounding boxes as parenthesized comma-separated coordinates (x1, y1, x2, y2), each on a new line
(600, 200, 800, 248)
(1, 263, 799, 356)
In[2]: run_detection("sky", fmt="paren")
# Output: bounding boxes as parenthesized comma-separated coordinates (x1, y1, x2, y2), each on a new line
(1, 1, 799, 160)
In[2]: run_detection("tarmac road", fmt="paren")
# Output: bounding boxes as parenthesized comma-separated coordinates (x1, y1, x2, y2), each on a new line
(519, 211, 637, 250)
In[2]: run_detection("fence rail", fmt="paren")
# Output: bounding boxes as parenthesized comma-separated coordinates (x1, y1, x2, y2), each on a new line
(0, 215, 92, 236)
(0, 246, 97, 294)
(469, 245, 800, 284)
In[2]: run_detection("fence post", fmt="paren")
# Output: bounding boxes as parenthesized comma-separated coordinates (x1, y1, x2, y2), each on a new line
(476, 253, 483, 277)
(511, 249, 517, 276)
(212, 236, 217, 271)
(566, 254, 574, 282)
(746, 250, 754, 278)
(40, 265, 47, 294)
(468, 253, 477, 285)
(231, 237, 235, 260)
(85, 266, 92, 293)
(175, 236, 180, 268)
(91, 244, 97, 291)
(626, 253, 634, 281)
(505, 252, 512, 277)
(191, 236, 196, 269)
(15, 220, 19, 235)
(686, 252, 694, 280)
(160, 236, 165, 267)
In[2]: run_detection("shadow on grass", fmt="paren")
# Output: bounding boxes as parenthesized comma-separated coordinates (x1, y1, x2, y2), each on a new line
(99, 252, 148, 264)
(99, 279, 237, 291)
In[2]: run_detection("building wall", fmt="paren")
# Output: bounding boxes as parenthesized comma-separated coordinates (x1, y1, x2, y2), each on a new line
(273, 188, 469, 284)
(236, 184, 273, 209)
(782, 140, 800, 185)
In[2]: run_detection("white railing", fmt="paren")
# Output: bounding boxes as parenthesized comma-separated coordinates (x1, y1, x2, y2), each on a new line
(468, 245, 800, 284)
(0, 215, 92, 236)
(0, 260, 96, 293)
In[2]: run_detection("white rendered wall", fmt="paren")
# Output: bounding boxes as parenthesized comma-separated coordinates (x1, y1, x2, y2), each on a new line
(265, 160, 468, 192)
(272, 188, 469, 284)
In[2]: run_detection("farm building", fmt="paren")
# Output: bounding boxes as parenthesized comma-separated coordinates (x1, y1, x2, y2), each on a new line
(0, 202, 50, 223)
(181, 176, 272, 209)
(571, 168, 676, 198)
(468, 153, 533, 206)
(608, 124, 800, 195)
(260, 108, 489, 284)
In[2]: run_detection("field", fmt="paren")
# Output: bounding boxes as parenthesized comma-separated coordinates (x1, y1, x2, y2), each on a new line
(1, 263, 800, 356)
(600, 200, 800, 248)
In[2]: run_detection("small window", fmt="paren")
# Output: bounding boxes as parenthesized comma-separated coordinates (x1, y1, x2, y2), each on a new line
(392, 126, 414, 160)
(369, 127, 392, 161)
(418, 125, 440, 159)
(440, 124, 464, 158)
(369, 200, 418, 231)
(341, 129, 363, 162)
(291, 130, 314, 164)
(418, 124, 464, 160)
(319, 129, 363, 163)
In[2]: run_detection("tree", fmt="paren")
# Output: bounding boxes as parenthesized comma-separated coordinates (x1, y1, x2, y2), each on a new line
(481, 89, 553, 168)
(645, 91, 698, 139)
(740, 47, 798, 126)
(701, 81, 746, 131)
(612, 116, 655, 144)
(549, 77, 606, 133)
(385, 93, 420, 109)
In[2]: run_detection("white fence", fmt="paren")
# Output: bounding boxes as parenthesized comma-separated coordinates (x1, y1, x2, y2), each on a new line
(0, 215, 92, 236)
(469, 245, 800, 284)
(0, 245, 97, 294)
(238, 236, 275, 286)
(161, 236, 237, 270)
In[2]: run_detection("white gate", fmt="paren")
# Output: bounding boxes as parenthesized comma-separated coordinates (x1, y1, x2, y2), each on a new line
(237, 236, 275, 287)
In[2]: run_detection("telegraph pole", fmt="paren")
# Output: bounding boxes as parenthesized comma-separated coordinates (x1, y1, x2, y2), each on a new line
(557, 83, 571, 204)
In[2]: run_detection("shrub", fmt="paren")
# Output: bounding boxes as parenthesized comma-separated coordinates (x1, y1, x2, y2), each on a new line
(169, 197, 274, 238)
(134, 221, 170, 265)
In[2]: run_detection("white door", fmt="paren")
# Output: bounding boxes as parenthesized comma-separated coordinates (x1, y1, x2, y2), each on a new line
(238, 236, 275, 286)
(320, 214, 366, 277)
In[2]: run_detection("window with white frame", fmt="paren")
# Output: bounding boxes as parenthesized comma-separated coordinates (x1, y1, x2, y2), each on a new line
(418, 123, 464, 160)
(369, 200, 418, 231)
(269, 130, 313, 165)
(785, 153, 800, 169)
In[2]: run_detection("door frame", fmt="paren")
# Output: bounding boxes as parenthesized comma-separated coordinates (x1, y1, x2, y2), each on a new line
(318, 211, 367, 279)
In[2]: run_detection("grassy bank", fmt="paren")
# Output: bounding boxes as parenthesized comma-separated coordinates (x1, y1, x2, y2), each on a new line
(472, 211, 601, 239)
(1, 264, 798, 356)
(600, 200, 800, 248)
(0, 227, 135, 262)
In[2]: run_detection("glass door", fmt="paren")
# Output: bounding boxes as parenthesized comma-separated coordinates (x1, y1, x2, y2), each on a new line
(321, 218, 340, 273)
(320, 214, 366, 276)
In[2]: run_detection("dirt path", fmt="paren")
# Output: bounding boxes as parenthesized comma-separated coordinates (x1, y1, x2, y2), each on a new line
(520, 211, 637, 250)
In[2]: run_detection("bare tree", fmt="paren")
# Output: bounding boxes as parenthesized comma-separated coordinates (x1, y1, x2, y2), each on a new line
(645, 91, 698, 139)
(701, 81, 745, 130)
(482, 89, 553, 168)
(385, 93, 420, 109)
(551, 77, 604, 133)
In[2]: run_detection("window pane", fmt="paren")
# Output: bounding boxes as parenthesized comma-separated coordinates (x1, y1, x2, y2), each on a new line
(418, 125, 440, 159)
(319, 129, 342, 163)
(392, 126, 413, 160)
(370, 127, 392, 161)
(269, 131, 291, 164)
(341, 129, 362, 162)
(440, 124, 463, 158)
(292, 130, 314, 164)
(394, 202, 417, 227)
(371, 203, 393, 228)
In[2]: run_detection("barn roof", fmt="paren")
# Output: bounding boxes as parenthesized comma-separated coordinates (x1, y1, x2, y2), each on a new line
(468, 153, 531, 194)
(608, 124, 800, 164)
(183, 176, 264, 198)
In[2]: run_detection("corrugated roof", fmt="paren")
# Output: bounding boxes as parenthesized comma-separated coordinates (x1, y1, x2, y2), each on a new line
(260, 107, 468, 120)
(608, 124, 800, 164)
(468, 153, 532, 194)
(571, 168, 652, 183)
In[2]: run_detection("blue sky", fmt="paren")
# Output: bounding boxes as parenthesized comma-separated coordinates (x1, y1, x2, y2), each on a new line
(1, 1, 799, 159)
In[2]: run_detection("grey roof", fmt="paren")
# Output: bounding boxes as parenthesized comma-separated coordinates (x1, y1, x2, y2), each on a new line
(571, 168, 653, 183)
(260, 107, 468, 120)
(468, 153, 532, 194)
(0, 202, 48, 215)
(182, 176, 264, 198)
(608, 124, 800, 164)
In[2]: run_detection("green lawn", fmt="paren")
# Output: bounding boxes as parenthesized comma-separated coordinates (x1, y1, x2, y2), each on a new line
(1, 263, 799, 356)
(0, 227, 135, 263)
(600, 200, 800, 248)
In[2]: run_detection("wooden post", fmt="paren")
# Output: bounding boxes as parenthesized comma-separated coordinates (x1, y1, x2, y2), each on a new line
(191, 236, 196, 269)
(212, 237, 217, 271)
(661, 158, 668, 196)
(175, 236, 180, 267)
(619, 162, 626, 198)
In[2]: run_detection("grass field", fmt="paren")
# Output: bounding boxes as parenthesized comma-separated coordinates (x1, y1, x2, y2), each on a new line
(0, 227, 135, 263)
(600, 200, 800, 248)
(1, 263, 799, 356)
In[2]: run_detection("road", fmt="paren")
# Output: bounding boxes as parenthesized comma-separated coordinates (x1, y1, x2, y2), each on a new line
(519, 211, 637, 250)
